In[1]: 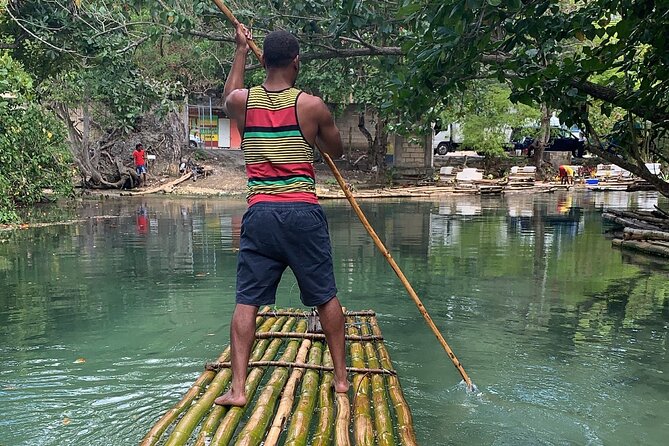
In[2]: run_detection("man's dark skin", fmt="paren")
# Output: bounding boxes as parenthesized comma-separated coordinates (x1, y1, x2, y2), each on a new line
(214, 24, 349, 407)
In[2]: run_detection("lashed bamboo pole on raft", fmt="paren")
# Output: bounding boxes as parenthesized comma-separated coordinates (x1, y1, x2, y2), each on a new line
(210, 0, 475, 391)
(283, 341, 324, 446)
(206, 360, 395, 376)
(234, 324, 309, 446)
(349, 324, 374, 446)
(191, 315, 290, 446)
(333, 307, 351, 446)
(310, 347, 336, 446)
(335, 393, 352, 446)
(139, 310, 270, 446)
(162, 315, 287, 446)
(361, 321, 395, 446)
(258, 309, 376, 317)
(254, 331, 383, 341)
(209, 318, 304, 446)
(263, 339, 314, 446)
(370, 317, 417, 445)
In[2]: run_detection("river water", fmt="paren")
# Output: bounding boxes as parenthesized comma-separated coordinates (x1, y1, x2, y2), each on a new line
(1, 191, 667, 445)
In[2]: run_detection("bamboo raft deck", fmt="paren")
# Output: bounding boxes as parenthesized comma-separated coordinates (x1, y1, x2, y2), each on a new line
(141, 309, 417, 446)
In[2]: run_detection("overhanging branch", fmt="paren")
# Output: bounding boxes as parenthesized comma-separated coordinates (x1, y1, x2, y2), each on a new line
(572, 79, 669, 125)
(188, 30, 234, 43)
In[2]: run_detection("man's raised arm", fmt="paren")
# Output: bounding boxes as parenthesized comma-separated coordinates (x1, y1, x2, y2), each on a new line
(315, 99, 344, 159)
(223, 24, 252, 120)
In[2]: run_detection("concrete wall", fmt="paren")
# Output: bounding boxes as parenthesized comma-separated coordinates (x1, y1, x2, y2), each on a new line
(332, 104, 432, 174)
(393, 134, 431, 174)
(332, 104, 376, 155)
(544, 151, 571, 169)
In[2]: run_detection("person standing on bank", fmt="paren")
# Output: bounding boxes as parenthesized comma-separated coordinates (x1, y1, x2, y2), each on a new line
(133, 143, 147, 187)
(214, 24, 349, 407)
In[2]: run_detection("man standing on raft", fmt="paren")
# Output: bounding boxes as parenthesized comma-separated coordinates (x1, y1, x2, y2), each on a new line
(214, 24, 349, 406)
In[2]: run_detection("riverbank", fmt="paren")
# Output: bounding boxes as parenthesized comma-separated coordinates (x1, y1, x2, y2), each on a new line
(123, 150, 586, 199)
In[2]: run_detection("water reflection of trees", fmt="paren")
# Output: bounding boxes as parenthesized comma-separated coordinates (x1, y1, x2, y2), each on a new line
(2, 195, 666, 348)
(569, 271, 668, 364)
(0, 198, 247, 342)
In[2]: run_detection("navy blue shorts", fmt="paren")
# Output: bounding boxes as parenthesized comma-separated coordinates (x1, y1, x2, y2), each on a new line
(236, 202, 338, 307)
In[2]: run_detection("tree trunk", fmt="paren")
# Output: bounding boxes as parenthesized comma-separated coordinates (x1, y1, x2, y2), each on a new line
(357, 111, 387, 181)
(532, 103, 550, 178)
(585, 119, 669, 198)
(52, 99, 187, 190)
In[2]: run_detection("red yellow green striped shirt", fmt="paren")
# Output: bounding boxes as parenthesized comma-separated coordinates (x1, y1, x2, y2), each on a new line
(242, 86, 317, 205)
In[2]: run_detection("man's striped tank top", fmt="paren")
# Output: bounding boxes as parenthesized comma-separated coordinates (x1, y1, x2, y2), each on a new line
(242, 86, 317, 205)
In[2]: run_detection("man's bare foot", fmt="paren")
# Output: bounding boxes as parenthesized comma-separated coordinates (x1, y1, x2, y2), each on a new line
(333, 378, 350, 394)
(214, 390, 247, 407)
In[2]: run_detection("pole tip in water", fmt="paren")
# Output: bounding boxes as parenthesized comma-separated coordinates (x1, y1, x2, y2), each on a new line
(462, 380, 480, 395)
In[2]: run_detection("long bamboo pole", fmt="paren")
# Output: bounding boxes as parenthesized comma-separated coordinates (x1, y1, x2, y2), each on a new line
(310, 348, 336, 446)
(370, 317, 417, 446)
(210, 0, 474, 391)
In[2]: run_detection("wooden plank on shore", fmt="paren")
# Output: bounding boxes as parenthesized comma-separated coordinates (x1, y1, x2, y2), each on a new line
(121, 173, 192, 196)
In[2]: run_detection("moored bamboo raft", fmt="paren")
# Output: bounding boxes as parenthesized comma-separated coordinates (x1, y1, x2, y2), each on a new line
(141, 309, 418, 446)
(603, 207, 669, 257)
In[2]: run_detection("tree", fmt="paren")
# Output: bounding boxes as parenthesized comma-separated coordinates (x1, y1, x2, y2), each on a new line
(399, 0, 669, 195)
(161, 0, 408, 172)
(438, 81, 540, 155)
(0, 51, 72, 223)
(1, 0, 185, 189)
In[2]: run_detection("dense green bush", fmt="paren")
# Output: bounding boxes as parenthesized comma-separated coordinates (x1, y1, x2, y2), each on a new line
(0, 52, 73, 223)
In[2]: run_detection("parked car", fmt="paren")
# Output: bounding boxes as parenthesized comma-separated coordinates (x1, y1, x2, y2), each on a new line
(512, 127, 586, 158)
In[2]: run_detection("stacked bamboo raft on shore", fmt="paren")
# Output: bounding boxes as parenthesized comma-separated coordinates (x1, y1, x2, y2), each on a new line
(603, 206, 669, 257)
(141, 309, 417, 446)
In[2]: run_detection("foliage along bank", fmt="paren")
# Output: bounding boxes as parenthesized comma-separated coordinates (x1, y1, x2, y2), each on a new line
(0, 52, 73, 223)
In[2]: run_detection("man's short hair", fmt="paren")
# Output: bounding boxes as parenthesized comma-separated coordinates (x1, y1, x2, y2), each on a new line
(136, 143, 143, 149)
(263, 30, 299, 68)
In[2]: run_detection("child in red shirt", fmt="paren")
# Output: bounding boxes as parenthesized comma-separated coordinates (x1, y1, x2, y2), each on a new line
(133, 143, 147, 186)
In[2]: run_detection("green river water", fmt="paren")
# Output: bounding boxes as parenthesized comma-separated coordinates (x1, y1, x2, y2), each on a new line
(1, 191, 667, 445)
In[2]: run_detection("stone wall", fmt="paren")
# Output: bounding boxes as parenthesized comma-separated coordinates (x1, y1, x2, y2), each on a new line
(332, 104, 433, 174)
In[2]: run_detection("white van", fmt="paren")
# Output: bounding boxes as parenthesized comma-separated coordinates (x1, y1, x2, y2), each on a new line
(432, 123, 464, 155)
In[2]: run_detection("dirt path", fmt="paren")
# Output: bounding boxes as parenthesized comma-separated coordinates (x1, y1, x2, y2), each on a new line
(170, 150, 376, 196)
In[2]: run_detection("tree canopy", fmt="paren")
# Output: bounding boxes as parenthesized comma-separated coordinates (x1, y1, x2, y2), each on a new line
(1, 0, 668, 198)
(0, 51, 73, 223)
(400, 0, 668, 191)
